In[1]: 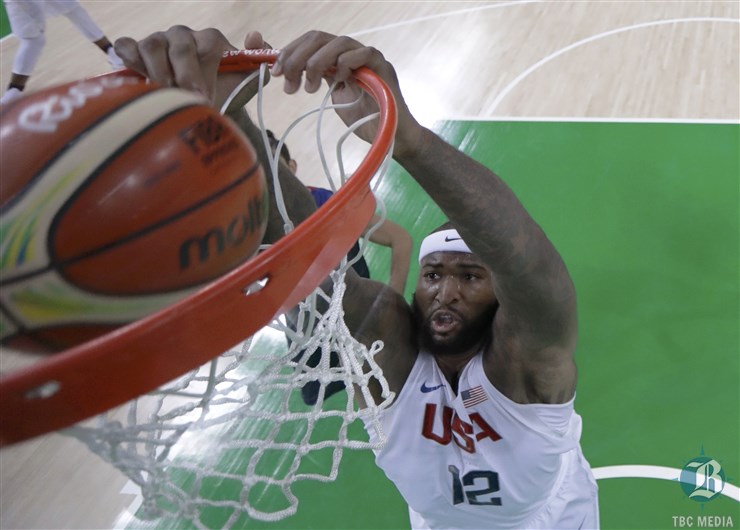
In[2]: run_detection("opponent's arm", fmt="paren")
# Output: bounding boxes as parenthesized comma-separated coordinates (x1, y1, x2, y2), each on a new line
(365, 215, 412, 295)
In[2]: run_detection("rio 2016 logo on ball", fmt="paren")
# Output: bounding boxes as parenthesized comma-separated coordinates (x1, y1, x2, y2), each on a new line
(0, 74, 267, 353)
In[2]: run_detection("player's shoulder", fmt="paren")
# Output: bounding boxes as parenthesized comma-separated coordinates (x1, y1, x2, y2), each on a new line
(307, 186, 333, 207)
(344, 276, 413, 344)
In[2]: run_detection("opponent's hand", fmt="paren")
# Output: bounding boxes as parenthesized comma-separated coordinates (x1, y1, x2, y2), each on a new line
(272, 31, 423, 158)
(114, 27, 269, 113)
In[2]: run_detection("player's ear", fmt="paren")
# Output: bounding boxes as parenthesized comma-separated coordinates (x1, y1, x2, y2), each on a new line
(288, 159, 298, 174)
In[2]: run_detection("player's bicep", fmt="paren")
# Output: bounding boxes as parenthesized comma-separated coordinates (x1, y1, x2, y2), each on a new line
(342, 271, 407, 343)
(493, 250, 578, 354)
(489, 297, 577, 404)
(342, 270, 416, 394)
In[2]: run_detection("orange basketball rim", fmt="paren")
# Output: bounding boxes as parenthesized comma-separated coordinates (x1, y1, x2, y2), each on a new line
(0, 50, 397, 446)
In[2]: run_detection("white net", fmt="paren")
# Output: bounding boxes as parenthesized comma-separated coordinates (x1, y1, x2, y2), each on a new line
(62, 63, 395, 527)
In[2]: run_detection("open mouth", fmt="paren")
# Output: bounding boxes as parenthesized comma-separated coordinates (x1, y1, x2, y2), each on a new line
(430, 311, 460, 335)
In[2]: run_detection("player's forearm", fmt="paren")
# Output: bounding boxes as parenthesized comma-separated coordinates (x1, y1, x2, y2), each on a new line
(367, 217, 412, 294)
(394, 129, 544, 270)
(226, 107, 377, 325)
(382, 228, 412, 295)
(388, 249, 411, 295)
(226, 108, 316, 244)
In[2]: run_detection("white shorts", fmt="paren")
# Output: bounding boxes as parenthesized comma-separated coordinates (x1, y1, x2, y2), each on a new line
(5, 0, 81, 38)
(38, 0, 81, 16)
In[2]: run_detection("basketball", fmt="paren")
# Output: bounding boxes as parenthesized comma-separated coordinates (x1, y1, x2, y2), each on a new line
(0, 74, 268, 352)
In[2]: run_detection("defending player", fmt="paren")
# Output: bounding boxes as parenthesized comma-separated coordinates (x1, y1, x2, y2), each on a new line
(1, 0, 123, 105)
(115, 26, 600, 529)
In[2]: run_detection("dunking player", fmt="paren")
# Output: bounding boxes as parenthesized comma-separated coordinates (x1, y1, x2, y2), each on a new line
(116, 27, 599, 529)
(1, 0, 123, 105)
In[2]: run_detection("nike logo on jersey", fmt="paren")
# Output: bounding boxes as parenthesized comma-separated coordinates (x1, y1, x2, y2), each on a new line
(421, 382, 445, 393)
(444, 236, 462, 242)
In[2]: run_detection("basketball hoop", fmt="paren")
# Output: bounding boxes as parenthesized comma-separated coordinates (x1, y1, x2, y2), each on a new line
(0, 49, 397, 445)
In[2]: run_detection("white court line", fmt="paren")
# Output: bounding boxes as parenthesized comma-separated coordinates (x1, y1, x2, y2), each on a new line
(592, 465, 740, 502)
(115, 463, 739, 526)
(112, 480, 144, 530)
(347, 0, 536, 38)
(0, 0, 537, 44)
(484, 17, 740, 116)
(439, 116, 740, 125)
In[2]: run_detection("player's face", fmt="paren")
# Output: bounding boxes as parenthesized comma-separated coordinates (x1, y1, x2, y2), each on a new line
(413, 252, 497, 357)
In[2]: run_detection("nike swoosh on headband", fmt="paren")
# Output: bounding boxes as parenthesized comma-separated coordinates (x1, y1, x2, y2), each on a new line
(418, 229, 472, 263)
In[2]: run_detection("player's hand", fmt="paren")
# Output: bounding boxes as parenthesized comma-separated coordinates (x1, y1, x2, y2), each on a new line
(272, 31, 424, 159)
(114, 27, 269, 113)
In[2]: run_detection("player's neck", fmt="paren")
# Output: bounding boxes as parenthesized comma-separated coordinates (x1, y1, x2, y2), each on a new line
(433, 347, 480, 393)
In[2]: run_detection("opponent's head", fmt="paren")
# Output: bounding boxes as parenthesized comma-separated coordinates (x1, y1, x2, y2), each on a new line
(266, 129, 297, 173)
(412, 222, 498, 357)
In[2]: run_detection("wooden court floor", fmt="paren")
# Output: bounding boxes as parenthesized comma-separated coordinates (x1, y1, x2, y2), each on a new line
(0, 2, 738, 529)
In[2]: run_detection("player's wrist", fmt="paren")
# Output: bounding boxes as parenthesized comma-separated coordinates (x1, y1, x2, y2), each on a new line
(392, 124, 433, 165)
(215, 71, 263, 113)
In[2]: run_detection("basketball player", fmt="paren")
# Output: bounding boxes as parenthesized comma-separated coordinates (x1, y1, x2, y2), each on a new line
(115, 27, 600, 529)
(1, 0, 123, 105)
(266, 128, 413, 404)
(265, 128, 413, 294)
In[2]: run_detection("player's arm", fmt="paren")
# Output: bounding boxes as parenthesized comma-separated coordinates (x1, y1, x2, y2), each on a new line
(115, 27, 417, 399)
(397, 130, 577, 403)
(232, 112, 416, 400)
(115, 27, 316, 242)
(365, 215, 412, 295)
(227, 94, 416, 401)
(274, 31, 577, 403)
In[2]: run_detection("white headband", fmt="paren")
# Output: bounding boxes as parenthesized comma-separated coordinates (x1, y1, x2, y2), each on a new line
(418, 229, 473, 263)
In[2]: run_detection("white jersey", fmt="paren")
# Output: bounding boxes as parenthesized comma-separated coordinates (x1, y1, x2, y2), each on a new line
(362, 351, 599, 530)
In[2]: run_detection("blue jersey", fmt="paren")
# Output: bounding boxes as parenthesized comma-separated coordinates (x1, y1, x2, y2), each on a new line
(308, 187, 370, 279)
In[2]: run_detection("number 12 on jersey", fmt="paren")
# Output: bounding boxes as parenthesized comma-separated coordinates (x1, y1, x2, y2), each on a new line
(448, 465, 502, 506)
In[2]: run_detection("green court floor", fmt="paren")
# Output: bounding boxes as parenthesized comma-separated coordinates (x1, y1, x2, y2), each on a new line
(123, 120, 738, 530)
(0, 2, 9, 38)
